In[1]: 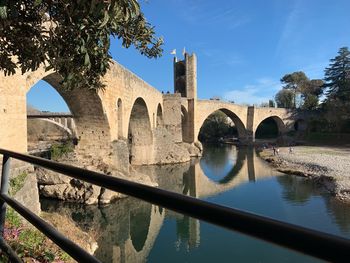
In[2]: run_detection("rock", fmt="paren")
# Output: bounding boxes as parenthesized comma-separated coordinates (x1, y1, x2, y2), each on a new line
(110, 139, 130, 173)
(99, 188, 125, 204)
(194, 141, 203, 152)
(36, 152, 158, 204)
(36, 167, 71, 185)
(85, 184, 101, 205)
(40, 184, 68, 200)
(153, 127, 191, 164)
(183, 142, 203, 157)
(14, 173, 41, 216)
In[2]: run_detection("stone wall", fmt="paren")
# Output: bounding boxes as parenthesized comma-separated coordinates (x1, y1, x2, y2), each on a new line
(162, 94, 182, 143)
(0, 159, 41, 215)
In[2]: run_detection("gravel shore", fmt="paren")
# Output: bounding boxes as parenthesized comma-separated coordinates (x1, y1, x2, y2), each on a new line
(260, 146, 350, 202)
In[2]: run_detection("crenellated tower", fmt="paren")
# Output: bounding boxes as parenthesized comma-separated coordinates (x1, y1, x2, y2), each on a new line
(173, 53, 197, 99)
(173, 53, 197, 143)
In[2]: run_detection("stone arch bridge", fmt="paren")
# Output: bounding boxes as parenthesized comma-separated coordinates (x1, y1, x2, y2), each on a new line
(0, 53, 311, 165)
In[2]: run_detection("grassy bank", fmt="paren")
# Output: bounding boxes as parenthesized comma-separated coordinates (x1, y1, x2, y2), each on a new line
(0, 172, 73, 262)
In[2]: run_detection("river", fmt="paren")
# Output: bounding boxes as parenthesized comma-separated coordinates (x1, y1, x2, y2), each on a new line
(41, 144, 350, 262)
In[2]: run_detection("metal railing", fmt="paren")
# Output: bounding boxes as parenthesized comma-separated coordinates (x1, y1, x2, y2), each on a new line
(1, 148, 350, 262)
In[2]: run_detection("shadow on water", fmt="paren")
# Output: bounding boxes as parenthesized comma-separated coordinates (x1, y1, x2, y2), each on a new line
(40, 144, 350, 262)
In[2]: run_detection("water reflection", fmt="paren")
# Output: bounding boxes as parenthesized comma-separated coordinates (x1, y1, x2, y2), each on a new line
(41, 145, 350, 262)
(277, 175, 316, 205)
(200, 144, 246, 184)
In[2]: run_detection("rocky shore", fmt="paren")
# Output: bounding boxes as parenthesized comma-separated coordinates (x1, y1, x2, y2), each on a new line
(260, 146, 350, 202)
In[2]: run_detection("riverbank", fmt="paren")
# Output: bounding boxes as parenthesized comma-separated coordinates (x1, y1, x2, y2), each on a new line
(259, 146, 350, 202)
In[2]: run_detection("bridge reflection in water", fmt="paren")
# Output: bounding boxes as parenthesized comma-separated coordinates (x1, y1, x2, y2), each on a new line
(40, 145, 350, 262)
(40, 146, 282, 262)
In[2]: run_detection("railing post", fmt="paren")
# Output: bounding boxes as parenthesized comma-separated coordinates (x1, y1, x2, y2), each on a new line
(0, 155, 11, 234)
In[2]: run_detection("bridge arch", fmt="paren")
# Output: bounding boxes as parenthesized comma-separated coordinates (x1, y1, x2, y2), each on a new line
(36, 118, 74, 136)
(26, 71, 111, 155)
(197, 108, 247, 142)
(255, 116, 286, 139)
(128, 97, 154, 165)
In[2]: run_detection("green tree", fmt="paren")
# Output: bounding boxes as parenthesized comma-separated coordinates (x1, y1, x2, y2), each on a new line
(324, 47, 350, 102)
(281, 71, 309, 108)
(198, 111, 237, 142)
(268, 99, 275, 107)
(323, 47, 350, 132)
(275, 89, 294, 108)
(0, 0, 163, 90)
(301, 79, 323, 110)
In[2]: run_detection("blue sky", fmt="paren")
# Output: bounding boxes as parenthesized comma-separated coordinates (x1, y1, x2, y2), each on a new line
(27, 0, 350, 112)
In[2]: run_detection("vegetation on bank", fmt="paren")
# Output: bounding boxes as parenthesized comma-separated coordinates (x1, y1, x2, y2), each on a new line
(274, 47, 350, 136)
(0, 178, 72, 262)
(50, 142, 74, 160)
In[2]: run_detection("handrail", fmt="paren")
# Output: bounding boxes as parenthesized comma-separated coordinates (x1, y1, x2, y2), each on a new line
(1, 148, 350, 262)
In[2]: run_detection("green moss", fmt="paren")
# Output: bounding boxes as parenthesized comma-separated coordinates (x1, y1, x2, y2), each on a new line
(9, 172, 27, 196)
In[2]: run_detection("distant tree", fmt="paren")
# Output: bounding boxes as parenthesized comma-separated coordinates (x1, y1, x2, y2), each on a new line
(198, 111, 237, 142)
(259, 102, 269, 107)
(281, 71, 309, 108)
(268, 99, 275, 108)
(301, 79, 323, 110)
(0, 1, 163, 90)
(324, 47, 350, 102)
(302, 94, 319, 110)
(275, 89, 294, 108)
(323, 47, 350, 131)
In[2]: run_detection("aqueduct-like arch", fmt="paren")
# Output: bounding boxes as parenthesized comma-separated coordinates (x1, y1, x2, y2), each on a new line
(0, 53, 312, 165)
(128, 97, 154, 165)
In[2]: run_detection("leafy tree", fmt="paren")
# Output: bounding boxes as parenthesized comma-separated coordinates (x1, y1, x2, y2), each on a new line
(268, 99, 275, 108)
(275, 89, 294, 108)
(280, 71, 309, 108)
(198, 111, 237, 142)
(302, 94, 319, 110)
(0, 0, 163, 90)
(301, 79, 323, 110)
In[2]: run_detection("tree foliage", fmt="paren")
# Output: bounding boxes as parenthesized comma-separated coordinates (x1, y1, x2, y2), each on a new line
(301, 79, 323, 110)
(321, 47, 350, 132)
(275, 89, 294, 108)
(0, 0, 163, 90)
(198, 111, 237, 142)
(324, 47, 350, 102)
(281, 71, 308, 108)
(276, 71, 323, 110)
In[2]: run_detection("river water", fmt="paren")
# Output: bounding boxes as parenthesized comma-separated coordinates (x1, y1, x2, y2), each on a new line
(41, 144, 350, 262)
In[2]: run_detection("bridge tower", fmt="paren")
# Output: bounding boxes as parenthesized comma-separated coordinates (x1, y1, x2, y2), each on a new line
(174, 53, 197, 143)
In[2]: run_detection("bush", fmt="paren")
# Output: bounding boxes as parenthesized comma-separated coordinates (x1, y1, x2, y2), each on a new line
(50, 142, 74, 160)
